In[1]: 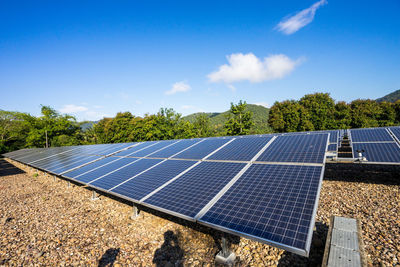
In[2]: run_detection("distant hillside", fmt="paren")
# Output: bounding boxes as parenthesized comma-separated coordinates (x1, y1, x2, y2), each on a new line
(79, 121, 97, 131)
(183, 104, 272, 135)
(376, 89, 400, 103)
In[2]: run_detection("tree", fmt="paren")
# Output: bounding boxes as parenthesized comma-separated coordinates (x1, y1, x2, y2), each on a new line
(378, 101, 396, 126)
(224, 101, 254, 135)
(350, 99, 382, 128)
(299, 93, 335, 130)
(394, 100, 400, 124)
(193, 113, 212, 137)
(268, 100, 313, 132)
(334, 101, 352, 129)
(0, 111, 30, 153)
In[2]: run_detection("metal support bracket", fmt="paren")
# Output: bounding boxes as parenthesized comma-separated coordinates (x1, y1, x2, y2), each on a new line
(53, 175, 57, 182)
(215, 237, 236, 266)
(131, 205, 140, 219)
(91, 190, 99, 201)
(67, 181, 71, 188)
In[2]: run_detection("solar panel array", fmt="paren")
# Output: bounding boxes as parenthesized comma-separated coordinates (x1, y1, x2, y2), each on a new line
(348, 127, 400, 163)
(3, 126, 400, 257)
(3, 133, 330, 257)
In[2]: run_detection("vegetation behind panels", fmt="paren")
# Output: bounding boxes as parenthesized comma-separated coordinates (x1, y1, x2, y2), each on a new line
(1, 91, 400, 154)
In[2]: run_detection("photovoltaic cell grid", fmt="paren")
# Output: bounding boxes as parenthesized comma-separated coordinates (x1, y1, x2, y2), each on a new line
(63, 157, 120, 179)
(172, 138, 232, 160)
(207, 136, 273, 161)
(256, 134, 328, 164)
(149, 139, 201, 158)
(389, 127, 400, 141)
(352, 143, 400, 163)
(112, 142, 157, 156)
(111, 159, 197, 201)
(144, 161, 246, 219)
(350, 128, 394, 142)
(327, 144, 337, 151)
(89, 158, 163, 190)
(199, 164, 323, 254)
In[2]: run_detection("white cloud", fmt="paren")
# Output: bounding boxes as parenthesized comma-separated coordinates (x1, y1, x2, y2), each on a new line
(208, 53, 301, 84)
(276, 0, 327, 35)
(59, 104, 88, 114)
(253, 102, 269, 108)
(85, 111, 110, 120)
(181, 105, 195, 110)
(165, 81, 191, 95)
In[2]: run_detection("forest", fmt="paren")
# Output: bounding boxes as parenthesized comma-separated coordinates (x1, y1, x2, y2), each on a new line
(1, 93, 400, 154)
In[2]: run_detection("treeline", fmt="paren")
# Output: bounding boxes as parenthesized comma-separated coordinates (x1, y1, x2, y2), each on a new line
(0, 102, 253, 153)
(268, 93, 400, 132)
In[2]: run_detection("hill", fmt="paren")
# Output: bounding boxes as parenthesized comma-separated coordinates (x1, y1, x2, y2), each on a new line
(183, 104, 272, 135)
(376, 89, 400, 103)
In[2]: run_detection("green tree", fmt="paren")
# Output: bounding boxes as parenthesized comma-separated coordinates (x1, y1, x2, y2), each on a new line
(350, 99, 382, 128)
(224, 101, 254, 135)
(394, 100, 400, 124)
(299, 92, 335, 130)
(193, 113, 212, 137)
(378, 102, 396, 126)
(334, 101, 352, 129)
(0, 111, 30, 153)
(268, 100, 313, 132)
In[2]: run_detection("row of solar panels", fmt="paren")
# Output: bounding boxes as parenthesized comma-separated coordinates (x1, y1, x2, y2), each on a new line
(4, 133, 329, 257)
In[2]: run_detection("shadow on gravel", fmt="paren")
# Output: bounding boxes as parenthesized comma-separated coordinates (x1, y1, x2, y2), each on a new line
(278, 222, 329, 267)
(153, 230, 184, 267)
(98, 248, 120, 267)
(324, 163, 400, 185)
(0, 159, 25, 177)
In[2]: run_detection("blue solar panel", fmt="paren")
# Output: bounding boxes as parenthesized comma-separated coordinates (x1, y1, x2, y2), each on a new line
(352, 143, 400, 163)
(350, 128, 393, 142)
(111, 160, 197, 201)
(63, 157, 119, 179)
(49, 156, 101, 174)
(89, 158, 163, 190)
(389, 127, 400, 142)
(327, 144, 337, 151)
(34, 154, 89, 170)
(148, 139, 201, 158)
(126, 140, 177, 157)
(207, 136, 273, 161)
(112, 142, 157, 157)
(144, 161, 246, 218)
(199, 164, 323, 254)
(88, 143, 135, 156)
(172, 138, 232, 160)
(74, 158, 140, 183)
(256, 134, 328, 163)
(327, 130, 338, 143)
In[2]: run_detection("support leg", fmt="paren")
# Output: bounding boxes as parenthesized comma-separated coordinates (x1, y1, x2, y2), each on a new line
(91, 190, 99, 201)
(67, 181, 71, 188)
(131, 205, 140, 219)
(215, 236, 236, 266)
(53, 175, 57, 182)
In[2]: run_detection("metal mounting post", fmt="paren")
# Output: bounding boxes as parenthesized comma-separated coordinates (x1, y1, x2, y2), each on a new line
(131, 205, 140, 219)
(215, 236, 236, 265)
(67, 181, 71, 188)
(91, 190, 99, 201)
(53, 175, 57, 182)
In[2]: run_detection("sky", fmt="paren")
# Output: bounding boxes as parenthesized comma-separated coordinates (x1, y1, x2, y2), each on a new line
(1, 0, 400, 121)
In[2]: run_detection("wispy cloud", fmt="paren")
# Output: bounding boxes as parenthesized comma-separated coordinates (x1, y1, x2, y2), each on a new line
(165, 81, 191, 95)
(276, 0, 327, 35)
(59, 104, 88, 113)
(208, 53, 302, 84)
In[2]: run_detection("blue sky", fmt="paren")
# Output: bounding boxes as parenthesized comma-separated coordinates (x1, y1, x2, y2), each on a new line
(1, 0, 399, 121)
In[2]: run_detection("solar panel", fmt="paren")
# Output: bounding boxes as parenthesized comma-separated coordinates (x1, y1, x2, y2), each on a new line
(207, 136, 273, 161)
(112, 141, 157, 156)
(172, 138, 233, 160)
(352, 143, 400, 163)
(199, 164, 323, 256)
(350, 128, 393, 142)
(327, 144, 337, 151)
(143, 161, 246, 219)
(49, 156, 102, 174)
(256, 134, 328, 164)
(122, 140, 177, 157)
(73, 157, 140, 183)
(110, 159, 197, 201)
(389, 127, 400, 142)
(148, 139, 201, 158)
(327, 130, 339, 143)
(63, 157, 119, 178)
(32, 154, 89, 170)
(89, 158, 163, 190)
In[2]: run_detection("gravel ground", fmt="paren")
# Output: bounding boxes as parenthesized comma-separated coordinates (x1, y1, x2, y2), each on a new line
(0, 159, 399, 266)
